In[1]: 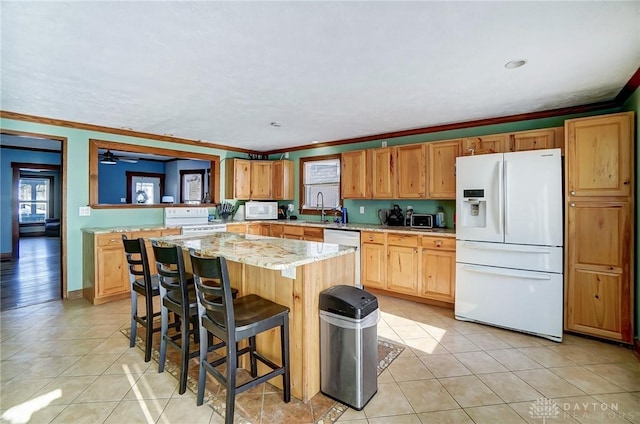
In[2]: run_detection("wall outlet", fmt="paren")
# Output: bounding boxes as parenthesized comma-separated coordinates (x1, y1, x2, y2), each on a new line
(382, 141, 387, 147)
(79, 206, 91, 216)
(284, 152, 289, 158)
(360, 206, 365, 214)
(120, 197, 126, 203)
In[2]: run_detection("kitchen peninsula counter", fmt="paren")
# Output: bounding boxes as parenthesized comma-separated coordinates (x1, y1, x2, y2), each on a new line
(150, 232, 356, 403)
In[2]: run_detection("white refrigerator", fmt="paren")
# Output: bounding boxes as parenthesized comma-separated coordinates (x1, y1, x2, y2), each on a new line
(455, 148, 564, 342)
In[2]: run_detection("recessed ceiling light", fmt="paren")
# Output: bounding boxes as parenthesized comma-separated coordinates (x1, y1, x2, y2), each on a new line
(311, 140, 319, 144)
(270, 121, 282, 127)
(505, 59, 527, 69)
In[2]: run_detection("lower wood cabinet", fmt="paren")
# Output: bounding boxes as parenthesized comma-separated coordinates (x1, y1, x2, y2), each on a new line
(386, 234, 420, 295)
(83, 228, 180, 305)
(303, 226, 324, 242)
(420, 237, 456, 303)
(361, 231, 386, 290)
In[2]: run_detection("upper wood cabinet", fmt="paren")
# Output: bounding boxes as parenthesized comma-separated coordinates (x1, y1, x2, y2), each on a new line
(396, 144, 426, 198)
(462, 134, 508, 156)
(428, 140, 461, 199)
(566, 112, 633, 198)
(371, 147, 395, 198)
(341, 150, 370, 199)
(225, 158, 252, 200)
(250, 161, 273, 199)
(510, 129, 556, 152)
(272, 160, 294, 200)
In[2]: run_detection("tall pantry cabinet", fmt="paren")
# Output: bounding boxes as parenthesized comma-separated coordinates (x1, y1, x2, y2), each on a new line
(564, 112, 634, 343)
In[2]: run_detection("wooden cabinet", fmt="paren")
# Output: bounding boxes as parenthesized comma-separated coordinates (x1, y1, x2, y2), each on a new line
(272, 160, 294, 200)
(246, 223, 264, 235)
(386, 234, 419, 295)
(428, 140, 461, 199)
(83, 228, 178, 305)
(250, 161, 273, 199)
(303, 226, 324, 242)
(270, 223, 284, 238)
(371, 147, 395, 198)
(283, 225, 304, 240)
(509, 129, 556, 152)
(396, 144, 426, 198)
(420, 236, 456, 303)
(566, 113, 632, 198)
(226, 223, 247, 234)
(564, 112, 634, 344)
(462, 134, 508, 156)
(341, 150, 370, 199)
(225, 158, 251, 200)
(361, 231, 386, 289)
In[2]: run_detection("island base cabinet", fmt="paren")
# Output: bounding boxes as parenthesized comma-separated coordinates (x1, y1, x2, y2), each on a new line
(566, 268, 628, 341)
(96, 247, 129, 297)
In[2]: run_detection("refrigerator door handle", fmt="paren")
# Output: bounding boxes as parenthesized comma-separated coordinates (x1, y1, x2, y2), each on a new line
(497, 161, 503, 232)
(461, 242, 552, 254)
(462, 265, 552, 280)
(504, 160, 509, 236)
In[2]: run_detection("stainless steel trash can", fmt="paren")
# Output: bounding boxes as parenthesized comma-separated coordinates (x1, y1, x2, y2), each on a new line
(319, 285, 379, 410)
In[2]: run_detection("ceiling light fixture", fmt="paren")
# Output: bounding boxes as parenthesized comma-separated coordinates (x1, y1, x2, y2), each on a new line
(505, 59, 527, 69)
(270, 121, 282, 127)
(311, 140, 319, 144)
(100, 150, 117, 165)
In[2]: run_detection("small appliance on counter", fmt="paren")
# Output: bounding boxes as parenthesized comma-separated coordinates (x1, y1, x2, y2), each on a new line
(278, 205, 288, 220)
(245, 201, 278, 220)
(386, 205, 404, 226)
(410, 214, 435, 229)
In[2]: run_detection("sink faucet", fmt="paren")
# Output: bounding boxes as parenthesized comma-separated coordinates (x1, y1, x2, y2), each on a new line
(316, 192, 326, 222)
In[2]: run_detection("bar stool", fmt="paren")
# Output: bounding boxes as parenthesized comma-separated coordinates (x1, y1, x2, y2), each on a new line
(152, 242, 200, 395)
(122, 235, 160, 362)
(189, 249, 290, 423)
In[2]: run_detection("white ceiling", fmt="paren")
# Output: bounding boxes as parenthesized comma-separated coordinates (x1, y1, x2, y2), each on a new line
(1, 1, 639, 152)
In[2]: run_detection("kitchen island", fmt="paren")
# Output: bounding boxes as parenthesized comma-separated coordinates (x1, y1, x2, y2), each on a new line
(150, 232, 357, 402)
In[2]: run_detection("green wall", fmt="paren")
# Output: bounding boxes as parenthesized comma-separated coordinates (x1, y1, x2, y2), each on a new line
(622, 87, 639, 341)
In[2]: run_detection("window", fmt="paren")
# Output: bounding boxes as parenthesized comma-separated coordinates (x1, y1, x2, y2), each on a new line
(299, 154, 341, 214)
(18, 177, 52, 223)
(125, 172, 165, 204)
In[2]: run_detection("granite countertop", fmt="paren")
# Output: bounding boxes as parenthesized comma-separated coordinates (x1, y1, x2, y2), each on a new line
(82, 225, 179, 234)
(231, 220, 457, 238)
(150, 232, 356, 270)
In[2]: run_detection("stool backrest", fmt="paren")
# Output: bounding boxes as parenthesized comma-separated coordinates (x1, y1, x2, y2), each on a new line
(189, 250, 235, 332)
(151, 242, 191, 314)
(122, 235, 153, 292)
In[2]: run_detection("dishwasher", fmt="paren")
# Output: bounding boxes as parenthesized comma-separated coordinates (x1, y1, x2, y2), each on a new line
(323, 229, 361, 288)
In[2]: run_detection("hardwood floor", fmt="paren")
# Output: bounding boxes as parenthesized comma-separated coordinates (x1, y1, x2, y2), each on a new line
(0, 236, 61, 310)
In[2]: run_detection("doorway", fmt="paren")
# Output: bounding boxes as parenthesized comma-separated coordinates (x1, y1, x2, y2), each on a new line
(0, 131, 66, 309)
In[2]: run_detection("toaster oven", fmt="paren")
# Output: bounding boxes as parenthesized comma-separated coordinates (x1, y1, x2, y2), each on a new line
(410, 214, 434, 229)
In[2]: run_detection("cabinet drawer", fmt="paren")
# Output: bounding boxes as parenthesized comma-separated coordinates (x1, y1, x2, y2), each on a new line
(161, 228, 181, 236)
(303, 227, 323, 238)
(387, 233, 419, 247)
(421, 237, 455, 250)
(130, 230, 161, 240)
(96, 232, 129, 247)
(362, 231, 385, 244)
(284, 225, 304, 236)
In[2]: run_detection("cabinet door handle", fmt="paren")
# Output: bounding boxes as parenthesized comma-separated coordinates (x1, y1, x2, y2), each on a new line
(570, 203, 575, 207)
(570, 191, 576, 195)
(434, 241, 442, 247)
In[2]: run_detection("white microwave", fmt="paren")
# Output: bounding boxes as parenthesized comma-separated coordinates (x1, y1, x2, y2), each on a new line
(245, 201, 278, 220)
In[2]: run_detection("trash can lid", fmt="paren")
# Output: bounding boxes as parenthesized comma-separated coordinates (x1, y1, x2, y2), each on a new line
(319, 285, 378, 319)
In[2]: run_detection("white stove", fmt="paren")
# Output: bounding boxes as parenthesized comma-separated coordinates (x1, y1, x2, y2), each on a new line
(164, 207, 227, 234)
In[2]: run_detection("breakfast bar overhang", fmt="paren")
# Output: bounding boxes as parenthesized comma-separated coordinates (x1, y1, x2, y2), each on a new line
(150, 232, 357, 402)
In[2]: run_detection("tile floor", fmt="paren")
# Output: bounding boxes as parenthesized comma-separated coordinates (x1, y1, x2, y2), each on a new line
(1, 294, 639, 424)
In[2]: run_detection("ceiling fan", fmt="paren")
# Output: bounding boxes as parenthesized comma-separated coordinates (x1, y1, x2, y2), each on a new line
(99, 149, 139, 164)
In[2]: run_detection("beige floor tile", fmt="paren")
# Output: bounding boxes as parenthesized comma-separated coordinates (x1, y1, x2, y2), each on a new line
(419, 354, 472, 378)
(464, 404, 527, 424)
(394, 324, 430, 340)
(438, 334, 480, 353)
(494, 331, 545, 348)
(380, 312, 418, 328)
(124, 369, 179, 400)
(377, 326, 403, 343)
(550, 366, 625, 395)
(515, 369, 585, 398)
(438, 375, 503, 408)
(378, 369, 394, 384)
(0, 358, 32, 382)
(448, 320, 492, 335)
(552, 395, 631, 423)
(157, 397, 214, 423)
(465, 333, 512, 350)
(15, 356, 81, 379)
(104, 350, 153, 375)
(418, 323, 451, 341)
(0, 340, 33, 360)
(585, 343, 638, 364)
(2, 403, 68, 424)
(88, 337, 132, 356)
(397, 379, 459, 413)
(32, 375, 99, 405)
(387, 356, 434, 382)
(103, 398, 170, 424)
(60, 353, 121, 376)
(478, 372, 542, 403)
(593, 393, 640, 424)
(335, 419, 368, 424)
(398, 345, 416, 358)
(367, 413, 422, 423)
(485, 349, 543, 371)
(50, 401, 119, 424)
(586, 364, 640, 392)
(509, 400, 581, 423)
(74, 373, 142, 403)
(338, 407, 367, 421)
(50, 338, 105, 357)
(404, 337, 448, 356)
(0, 377, 53, 410)
(417, 409, 473, 423)
(546, 344, 613, 365)
(362, 382, 415, 418)
(453, 351, 509, 374)
(518, 347, 577, 368)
